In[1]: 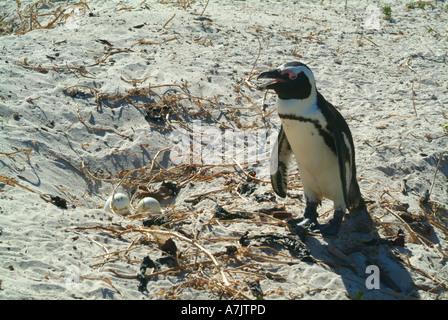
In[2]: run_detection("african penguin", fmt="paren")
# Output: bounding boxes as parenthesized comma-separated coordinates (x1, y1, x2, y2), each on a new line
(258, 61, 367, 236)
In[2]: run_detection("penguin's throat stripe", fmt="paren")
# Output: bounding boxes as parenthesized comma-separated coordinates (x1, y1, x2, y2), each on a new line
(278, 113, 336, 155)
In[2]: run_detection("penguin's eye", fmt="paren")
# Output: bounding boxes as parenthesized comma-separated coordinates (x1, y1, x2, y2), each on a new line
(281, 69, 297, 80)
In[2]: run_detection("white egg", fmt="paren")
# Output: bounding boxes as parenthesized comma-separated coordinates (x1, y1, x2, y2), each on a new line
(136, 197, 161, 215)
(104, 193, 130, 216)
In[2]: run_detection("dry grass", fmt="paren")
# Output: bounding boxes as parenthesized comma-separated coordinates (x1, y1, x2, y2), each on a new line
(1, 1, 91, 36)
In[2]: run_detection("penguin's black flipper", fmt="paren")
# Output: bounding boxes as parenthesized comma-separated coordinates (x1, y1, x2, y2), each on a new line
(270, 125, 293, 198)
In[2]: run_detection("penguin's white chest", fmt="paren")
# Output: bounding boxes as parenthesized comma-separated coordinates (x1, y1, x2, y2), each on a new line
(278, 101, 345, 207)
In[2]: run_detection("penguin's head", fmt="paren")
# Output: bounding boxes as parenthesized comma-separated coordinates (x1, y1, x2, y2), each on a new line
(257, 61, 315, 100)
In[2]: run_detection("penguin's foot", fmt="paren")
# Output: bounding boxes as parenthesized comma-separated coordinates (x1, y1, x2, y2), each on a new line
(296, 217, 320, 231)
(300, 203, 320, 231)
(287, 217, 319, 241)
(286, 203, 320, 239)
(319, 210, 344, 236)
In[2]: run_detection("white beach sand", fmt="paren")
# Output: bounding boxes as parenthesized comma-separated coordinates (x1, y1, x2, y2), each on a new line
(0, 0, 447, 301)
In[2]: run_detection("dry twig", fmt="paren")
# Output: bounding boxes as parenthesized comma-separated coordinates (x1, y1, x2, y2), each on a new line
(74, 103, 133, 139)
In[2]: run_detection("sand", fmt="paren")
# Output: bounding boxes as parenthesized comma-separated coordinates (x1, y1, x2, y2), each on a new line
(0, 0, 447, 301)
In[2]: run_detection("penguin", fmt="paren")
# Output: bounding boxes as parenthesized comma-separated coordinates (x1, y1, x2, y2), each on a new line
(257, 61, 367, 236)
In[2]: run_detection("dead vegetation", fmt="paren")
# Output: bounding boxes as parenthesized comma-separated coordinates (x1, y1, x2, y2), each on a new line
(1, 1, 91, 36)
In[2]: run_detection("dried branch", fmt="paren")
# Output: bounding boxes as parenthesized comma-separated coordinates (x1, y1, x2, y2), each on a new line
(74, 103, 133, 139)
(0, 148, 32, 160)
(142, 228, 230, 286)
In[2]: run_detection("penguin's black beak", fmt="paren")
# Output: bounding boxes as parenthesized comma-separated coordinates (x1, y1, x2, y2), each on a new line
(257, 69, 288, 90)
